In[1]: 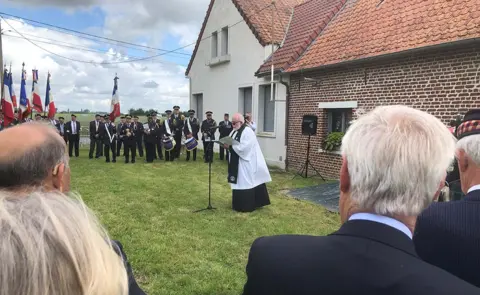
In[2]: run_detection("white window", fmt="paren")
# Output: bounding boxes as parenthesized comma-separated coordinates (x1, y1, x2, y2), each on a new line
(327, 109, 349, 133)
(238, 87, 252, 115)
(193, 93, 204, 122)
(211, 32, 218, 58)
(258, 84, 276, 133)
(221, 27, 229, 55)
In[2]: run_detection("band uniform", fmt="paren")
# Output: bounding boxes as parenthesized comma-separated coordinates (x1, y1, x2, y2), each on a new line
(144, 115, 160, 163)
(121, 116, 137, 163)
(201, 111, 217, 163)
(99, 115, 117, 163)
(219, 113, 232, 161)
(183, 110, 200, 161)
(170, 107, 185, 159)
(133, 116, 144, 157)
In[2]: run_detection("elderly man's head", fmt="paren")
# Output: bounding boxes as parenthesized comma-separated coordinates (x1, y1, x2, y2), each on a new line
(232, 113, 245, 130)
(454, 109, 480, 194)
(0, 123, 70, 192)
(339, 106, 455, 222)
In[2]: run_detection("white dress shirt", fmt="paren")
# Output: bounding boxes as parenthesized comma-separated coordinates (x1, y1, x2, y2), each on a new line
(467, 184, 480, 194)
(349, 212, 412, 239)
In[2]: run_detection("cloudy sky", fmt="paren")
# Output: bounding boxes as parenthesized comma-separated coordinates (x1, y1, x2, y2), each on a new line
(1, 0, 210, 113)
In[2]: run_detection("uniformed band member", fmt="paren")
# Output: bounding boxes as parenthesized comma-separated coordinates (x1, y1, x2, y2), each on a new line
(121, 115, 137, 163)
(183, 109, 200, 161)
(89, 114, 103, 159)
(170, 106, 185, 159)
(116, 116, 126, 156)
(144, 115, 159, 163)
(219, 113, 232, 161)
(201, 111, 217, 163)
(152, 112, 164, 160)
(163, 110, 175, 162)
(133, 116, 144, 157)
(99, 115, 117, 163)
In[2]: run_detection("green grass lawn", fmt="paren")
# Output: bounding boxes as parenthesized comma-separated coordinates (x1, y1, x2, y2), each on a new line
(71, 148, 340, 295)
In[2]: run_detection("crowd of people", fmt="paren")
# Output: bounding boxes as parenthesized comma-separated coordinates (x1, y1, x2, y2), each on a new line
(0, 105, 479, 294)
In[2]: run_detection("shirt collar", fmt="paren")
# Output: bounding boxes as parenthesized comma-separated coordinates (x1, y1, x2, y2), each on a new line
(467, 184, 480, 194)
(349, 213, 412, 239)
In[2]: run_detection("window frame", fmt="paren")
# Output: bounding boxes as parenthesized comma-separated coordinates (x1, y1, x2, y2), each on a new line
(211, 31, 218, 58)
(221, 27, 229, 56)
(258, 83, 277, 136)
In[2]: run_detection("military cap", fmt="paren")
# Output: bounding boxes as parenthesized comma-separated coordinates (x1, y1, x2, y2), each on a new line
(95, 113, 101, 117)
(165, 110, 172, 114)
(456, 109, 480, 140)
(188, 109, 195, 114)
(120, 116, 125, 119)
(173, 105, 180, 110)
(151, 112, 157, 116)
(125, 115, 132, 119)
(224, 113, 229, 116)
(206, 111, 213, 115)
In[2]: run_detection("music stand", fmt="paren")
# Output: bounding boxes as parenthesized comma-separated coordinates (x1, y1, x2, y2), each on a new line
(194, 128, 218, 213)
(294, 133, 325, 180)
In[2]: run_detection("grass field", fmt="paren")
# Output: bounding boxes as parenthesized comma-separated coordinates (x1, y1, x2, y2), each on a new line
(71, 148, 340, 295)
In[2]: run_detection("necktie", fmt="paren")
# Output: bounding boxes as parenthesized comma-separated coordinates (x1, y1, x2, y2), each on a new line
(134, 123, 137, 130)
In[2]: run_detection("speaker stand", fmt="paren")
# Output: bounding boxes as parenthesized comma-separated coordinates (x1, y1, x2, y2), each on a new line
(294, 134, 325, 180)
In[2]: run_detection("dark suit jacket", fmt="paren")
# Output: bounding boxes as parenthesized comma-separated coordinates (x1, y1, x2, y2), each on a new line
(414, 189, 480, 287)
(65, 121, 81, 138)
(243, 220, 479, 295)
(111, 240, 146, 295)
(89, 120, 101, 138)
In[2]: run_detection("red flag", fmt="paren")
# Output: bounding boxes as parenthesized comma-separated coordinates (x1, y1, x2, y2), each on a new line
(46, 73, 56, 119)
(109, 76, 120, 121)
(32, 70, 43, 112)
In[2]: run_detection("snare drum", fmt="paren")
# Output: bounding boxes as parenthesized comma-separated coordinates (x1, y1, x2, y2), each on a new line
(163, 137, 176, 151)
(185, 137, 198, 151)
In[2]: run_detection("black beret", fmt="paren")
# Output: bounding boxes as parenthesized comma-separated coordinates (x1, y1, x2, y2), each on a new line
(120, 116, 125, 119)
(456, 109, 480, 140)
(71, 114, 76, 117)
(59, 117, 64, 120)
(35, 114, 41, 117)
(95, 114, 101, 117)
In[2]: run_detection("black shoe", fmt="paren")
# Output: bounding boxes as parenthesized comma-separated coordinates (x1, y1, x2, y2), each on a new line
(132, 160, 136, 163)
(106, 160, 110, 163)
(125, 161, 129, 164)
(112, 160, 116, 163)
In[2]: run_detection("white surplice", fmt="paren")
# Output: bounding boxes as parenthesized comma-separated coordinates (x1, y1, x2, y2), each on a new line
(230, 126, 271, 190)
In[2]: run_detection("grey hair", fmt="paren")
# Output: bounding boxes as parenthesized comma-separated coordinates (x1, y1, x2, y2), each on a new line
(0, 133, 68, 188)
(341, 105, 456, 216)
(456, 135, 480, 166)
(0, 190, 128, 295)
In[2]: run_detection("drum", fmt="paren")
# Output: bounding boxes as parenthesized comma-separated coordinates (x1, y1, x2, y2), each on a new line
(185, 137, 198, 151)
(163, 137, 176, 151)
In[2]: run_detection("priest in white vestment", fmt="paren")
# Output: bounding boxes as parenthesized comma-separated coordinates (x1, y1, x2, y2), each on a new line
(224, 113, 271, 212)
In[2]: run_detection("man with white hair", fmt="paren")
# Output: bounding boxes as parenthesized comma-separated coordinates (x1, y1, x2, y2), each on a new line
(414, 109, 480, 287)
(224, 113, 271, 212)
(242, 106, 478, 295)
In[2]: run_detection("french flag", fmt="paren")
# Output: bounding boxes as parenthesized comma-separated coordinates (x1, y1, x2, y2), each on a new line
(45, 73, 56, 119)
(19, 69, 32, 120)
(2, 69, 15, 127)
(109, 75, 120, 121)
(31, 69, 43, 112)
(8, 72, 17, 109)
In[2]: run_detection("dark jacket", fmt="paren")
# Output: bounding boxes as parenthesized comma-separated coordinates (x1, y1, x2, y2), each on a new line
(183, 117, 200, 139)
(65, 121, 81, 137)
(111, 240, 146, 295)
(243, 220, 479, 295)
(219, 120, 233, 138)
(201, 119, 217, 140)
(89, 120, 100, 139)
(132, 122, 144, 140)
(99, 122, 116, 145)
(414, 189, 480, 287)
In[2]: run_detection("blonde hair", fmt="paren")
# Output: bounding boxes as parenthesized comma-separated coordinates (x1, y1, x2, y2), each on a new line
(0, 190, 128, 295)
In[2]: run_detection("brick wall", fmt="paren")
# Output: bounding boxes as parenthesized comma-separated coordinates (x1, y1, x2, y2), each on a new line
(287, 44, 480, 179)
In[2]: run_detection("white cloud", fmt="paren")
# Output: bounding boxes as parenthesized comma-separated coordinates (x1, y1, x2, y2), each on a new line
(2, 18, 191, 113)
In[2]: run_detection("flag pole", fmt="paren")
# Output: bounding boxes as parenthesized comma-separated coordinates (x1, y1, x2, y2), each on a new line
(44, 71, 48, 117)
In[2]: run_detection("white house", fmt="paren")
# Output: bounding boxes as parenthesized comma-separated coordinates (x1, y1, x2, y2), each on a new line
(185, 0, 303, 169)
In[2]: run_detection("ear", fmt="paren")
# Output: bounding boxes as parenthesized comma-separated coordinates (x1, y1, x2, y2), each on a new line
(457, 149, 469, 173)
(340, 157, 351, 193)
(52, 163, 65, 192)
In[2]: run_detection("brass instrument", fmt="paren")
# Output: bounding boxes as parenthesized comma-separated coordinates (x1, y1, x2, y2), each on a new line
(126, 128, 132, 137)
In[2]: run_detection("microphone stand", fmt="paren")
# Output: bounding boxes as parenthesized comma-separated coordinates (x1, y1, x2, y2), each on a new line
(194, 126, 219, 213)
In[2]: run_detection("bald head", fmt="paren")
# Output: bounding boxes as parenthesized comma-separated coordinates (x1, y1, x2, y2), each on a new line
(0, 123, 69, 190)
(232, 113, 244, 123)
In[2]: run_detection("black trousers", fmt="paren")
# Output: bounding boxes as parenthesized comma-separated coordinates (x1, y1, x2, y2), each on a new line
(203, 140, 214, 162)
(219, 144, 230, 161)
(124, 141, 136, 163)
(155, 139, 163, 159)
(173, 133, 182, 158)
(145, 142, 155, 163)
(89, 136, 102, 158)
(68, 135, 80, 157)
(165, 149, 174, 161)
(104, 141, 117, 162)
(136, 137, 144, 157)
(117, 139, 123, 156)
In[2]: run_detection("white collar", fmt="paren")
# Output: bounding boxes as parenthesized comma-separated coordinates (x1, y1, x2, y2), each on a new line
(467, 184, 480, 194)
(349, 213, 412, 239)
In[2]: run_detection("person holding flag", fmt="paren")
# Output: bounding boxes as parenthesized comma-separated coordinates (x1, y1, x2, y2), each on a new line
(110, 74, 120, 122)
(45, 72, 56, 122)
(19, 63, 32, 122)
(2, 68, 15, 128)
(32, 69, 43, 113)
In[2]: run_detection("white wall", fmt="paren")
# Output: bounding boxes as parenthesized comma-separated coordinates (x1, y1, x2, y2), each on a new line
(188, 0, 286, 169)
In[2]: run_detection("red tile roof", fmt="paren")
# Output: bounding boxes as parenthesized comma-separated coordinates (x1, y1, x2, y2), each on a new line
(256, 0, 346, 76)
(185, 0, 304, 76)
(287, 0, 480, 72)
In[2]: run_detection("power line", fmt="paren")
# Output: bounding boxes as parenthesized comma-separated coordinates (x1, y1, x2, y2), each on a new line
(0, 3, 273, 65)
(0, 11, 192, 56)
(3, 34, 188, 67)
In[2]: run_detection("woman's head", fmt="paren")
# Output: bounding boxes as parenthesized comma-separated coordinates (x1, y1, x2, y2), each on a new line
(0, 190, 128, 295)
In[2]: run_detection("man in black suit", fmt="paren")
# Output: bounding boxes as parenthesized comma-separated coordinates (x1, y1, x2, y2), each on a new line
(116, 116, 126, 157)
(218, 113, 232, 161)
(414, 109, 480, 287)
(132, 116, 144, 157)
(89, 114, 102, 159)
(242, 106, 479, 295)
(65, 114, 80, 157)
(121, 115, 136, 164)
(99, 115, 116, 163)
(55, 116, 68, 143)
(183, 109, 200, 161)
